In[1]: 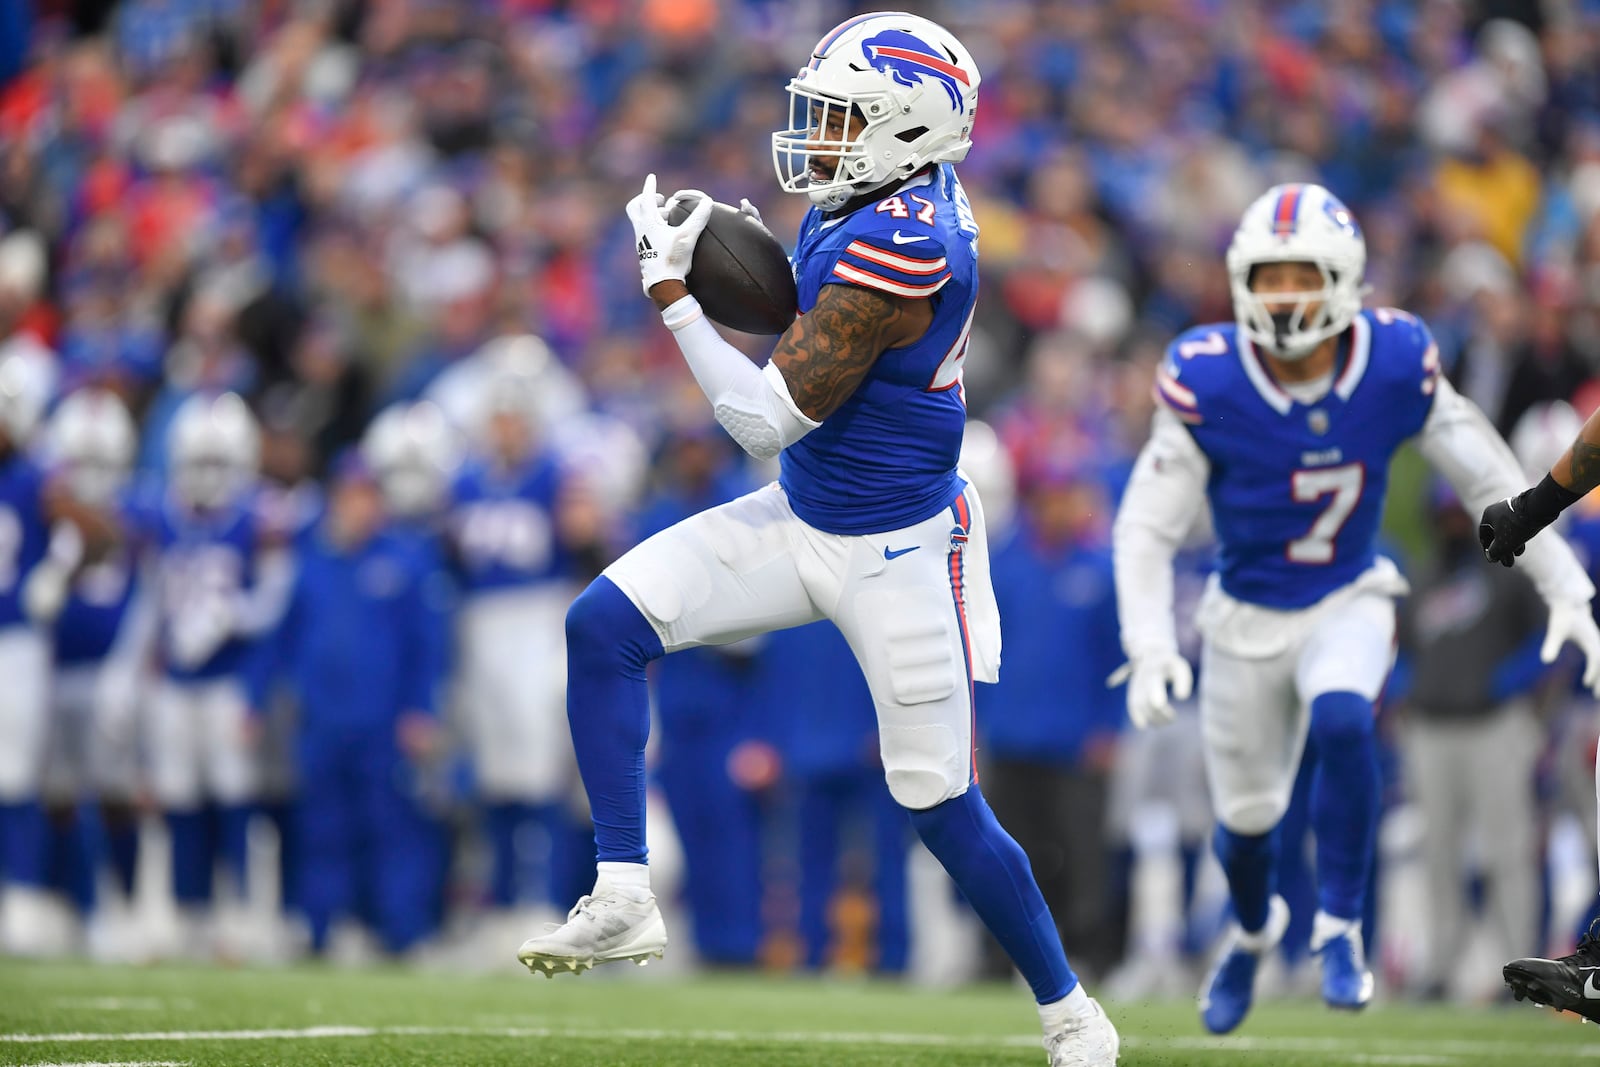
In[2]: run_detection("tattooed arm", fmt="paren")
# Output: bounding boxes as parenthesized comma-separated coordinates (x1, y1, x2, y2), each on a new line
(646, 278, 931, 458)
(768, 283, 932, 421)
(1554, 408, 1600, 497)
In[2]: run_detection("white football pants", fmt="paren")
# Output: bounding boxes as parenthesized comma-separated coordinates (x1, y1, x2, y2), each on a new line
(0, 626, 49, 801)
(603, 479, 1000, 811)
(146, 677, 258, 809)
(1195, 562, 1401, 835)
(458, 583, 577, 802)
(42, 663, 140, 802)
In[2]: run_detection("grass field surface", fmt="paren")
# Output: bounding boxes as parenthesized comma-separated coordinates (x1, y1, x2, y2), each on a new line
(3, 960, 1599, 1066)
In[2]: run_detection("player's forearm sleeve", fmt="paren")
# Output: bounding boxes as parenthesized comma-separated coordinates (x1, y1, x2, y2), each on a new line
(1419, 378, 1596, 603)
(662, 295, 820, 460)
(231, 547, 296, 638)
(1112, 409, 1210, 659)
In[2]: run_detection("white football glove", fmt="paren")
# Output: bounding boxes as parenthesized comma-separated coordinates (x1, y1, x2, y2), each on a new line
(624, 173, 712, 296)
(21, 562, 70, 625)
(738, 198, 763, 224)
(167, 595, 235, 670)
(1541, 599, 1600, 698)
(1108, 653, 1194, 730)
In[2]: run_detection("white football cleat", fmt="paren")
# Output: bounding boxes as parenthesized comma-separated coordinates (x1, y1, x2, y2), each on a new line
(516, 882, 668, 977)
(1044, 997, 1120, 1066)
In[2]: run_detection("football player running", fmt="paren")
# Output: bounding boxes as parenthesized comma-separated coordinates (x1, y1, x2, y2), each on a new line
(1481, 402, 1600, 1019)
(1113, 182, 1600, 1034)
(516, 12, 1119, 1065)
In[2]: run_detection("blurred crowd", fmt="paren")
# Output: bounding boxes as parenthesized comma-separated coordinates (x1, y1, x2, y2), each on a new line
(4, 0, 1600, 1001)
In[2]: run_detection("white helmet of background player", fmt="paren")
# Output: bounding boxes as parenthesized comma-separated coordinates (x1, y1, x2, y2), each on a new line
(1226, 183, 1368, 361)
(47, 388, 136, 505)
(773, 11, 981, 210)
(1511, 400, 1585, 482)
(168, 392, 260, 509)
(361, 400, 461, 518)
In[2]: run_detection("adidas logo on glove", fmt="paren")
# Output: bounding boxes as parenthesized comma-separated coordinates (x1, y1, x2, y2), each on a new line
(637, 235, 658, 262)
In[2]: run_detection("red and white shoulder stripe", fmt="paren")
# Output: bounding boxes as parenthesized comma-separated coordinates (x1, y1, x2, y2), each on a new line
(831, 235, 952, 299)
(1153, 366, 1203, 424)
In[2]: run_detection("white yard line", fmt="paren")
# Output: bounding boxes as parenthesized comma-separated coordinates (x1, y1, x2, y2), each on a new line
(0, 1023, 1587, 1061)
(17, 1061, 188, 1066)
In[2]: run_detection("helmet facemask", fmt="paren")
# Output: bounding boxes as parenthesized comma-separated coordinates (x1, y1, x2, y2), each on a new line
(1231, 260, 1358, 362)
(774, 88, 889, 210)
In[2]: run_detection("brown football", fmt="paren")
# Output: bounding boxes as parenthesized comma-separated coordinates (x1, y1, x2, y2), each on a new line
(667, 195, 799, 335)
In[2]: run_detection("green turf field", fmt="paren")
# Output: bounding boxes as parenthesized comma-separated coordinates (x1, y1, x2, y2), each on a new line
(2, 959, 1598, 1066)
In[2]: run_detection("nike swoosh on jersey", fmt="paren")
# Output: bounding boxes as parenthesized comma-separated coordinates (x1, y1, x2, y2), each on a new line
(890, 231, 930, 245)
(883, 545, 920, 560)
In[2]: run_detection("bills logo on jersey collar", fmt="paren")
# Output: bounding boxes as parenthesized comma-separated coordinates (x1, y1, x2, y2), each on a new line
(1307, 409, 1329, 435)
(861, 30, 969, 110)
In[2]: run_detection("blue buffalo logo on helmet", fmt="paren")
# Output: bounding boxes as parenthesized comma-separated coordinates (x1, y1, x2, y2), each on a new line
(861, 30, 970, 111)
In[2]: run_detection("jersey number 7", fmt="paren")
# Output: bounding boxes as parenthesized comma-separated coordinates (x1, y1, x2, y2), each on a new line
(1288, 463, 1364, 564)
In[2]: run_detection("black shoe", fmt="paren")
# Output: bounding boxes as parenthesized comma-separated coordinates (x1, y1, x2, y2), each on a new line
(1504, 919, 1600, 1023)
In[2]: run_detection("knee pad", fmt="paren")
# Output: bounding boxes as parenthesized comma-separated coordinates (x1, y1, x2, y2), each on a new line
(1309, 691, 1374, 747)
(883, 731, 967, 811)
(1217, 793, 1287, 837)
(565, 577, 664, 674)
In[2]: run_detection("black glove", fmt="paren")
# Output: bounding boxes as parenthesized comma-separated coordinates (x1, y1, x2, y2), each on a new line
(1479, 475, 1581, 567)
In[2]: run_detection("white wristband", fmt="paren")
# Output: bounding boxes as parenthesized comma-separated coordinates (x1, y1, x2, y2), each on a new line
(661, 294, 705, 331)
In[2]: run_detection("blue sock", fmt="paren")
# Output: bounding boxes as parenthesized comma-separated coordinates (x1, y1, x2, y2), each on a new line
(1308, 690, 1379, 920)
(1214, 824, 1278, 933)
(565, 577, 663, 865)
(0, 800, 47, 887)
(908, 786, 1077, 1004)
(167, 810, 212, 904)
(104, 806, 139, 898)
(217, 804, 253, 896)
(46, 805, 99, 914)
(485, 801, 539, 908)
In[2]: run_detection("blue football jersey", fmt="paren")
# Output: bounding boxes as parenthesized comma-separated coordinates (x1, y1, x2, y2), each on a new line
(55, 551, 137, 665)
(1155, 308, 1440, 609)
(146, 491, 270, 680)
(782, 163, 979, 535)
(0, 454, 51, 630)
(450, 455, 573, 595)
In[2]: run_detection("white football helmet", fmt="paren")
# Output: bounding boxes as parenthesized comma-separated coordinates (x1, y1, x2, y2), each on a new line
(361, 400, 461, 518)
(1511, 400, 1585, 482)
(773, 12, 980, 210)
(47, 388, 136, 505)
(168, 392, 260, 509)
(1226, 183, 1368, 360)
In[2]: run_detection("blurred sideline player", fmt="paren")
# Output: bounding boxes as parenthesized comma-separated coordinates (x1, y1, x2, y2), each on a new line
(1480, 394, 1600, 1019)
(0, 353, 114, 956)
(981, 460, 1124, 982)
(32, 388, 142, 957)
(260, 451, 447, 956)
(770, 618, 912, 975)
(132, 392, 292, 957)
(1112, 182, 1600, 1034)
(633, 424, 774, 967)
(517, 13, 1119, 1065)
(361, 401, 461, 935)
(451, 360, 604, 933)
